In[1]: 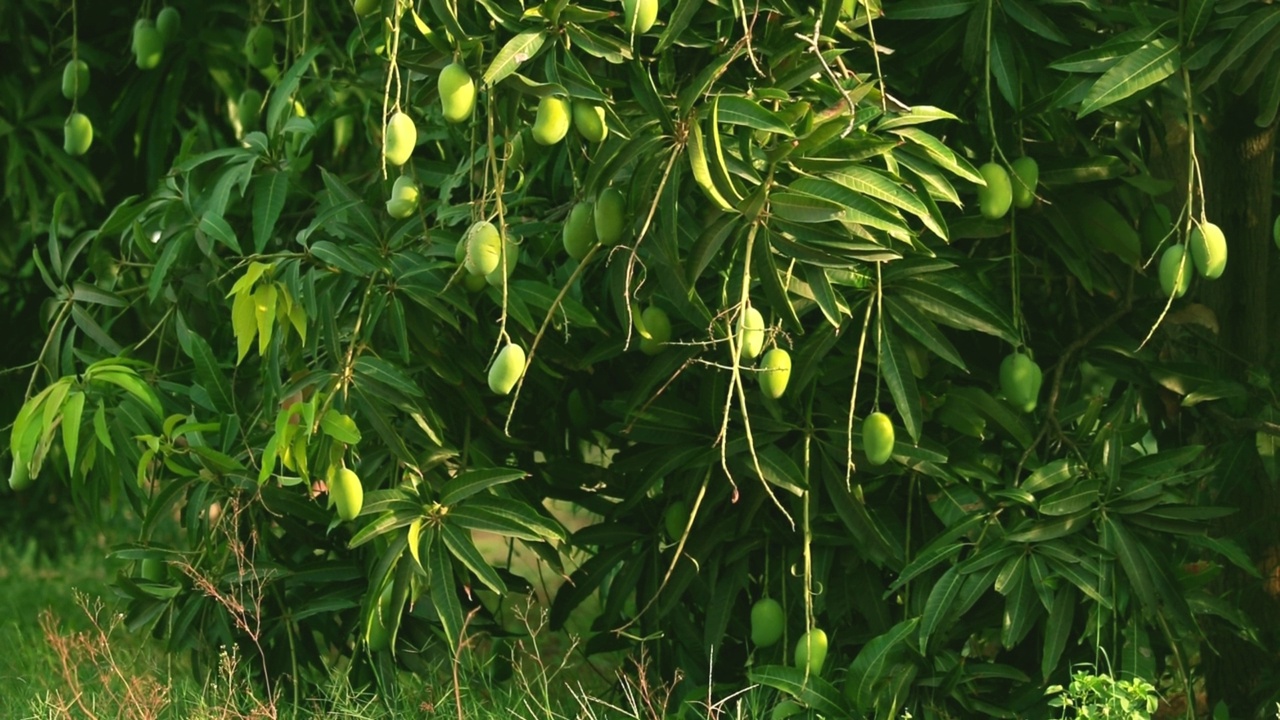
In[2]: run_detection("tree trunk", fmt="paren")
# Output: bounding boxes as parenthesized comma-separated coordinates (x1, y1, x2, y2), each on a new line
(1201, 98, 1280, 718)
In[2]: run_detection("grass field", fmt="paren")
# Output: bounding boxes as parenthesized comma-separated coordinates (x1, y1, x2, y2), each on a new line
(0, 504, 741, 720)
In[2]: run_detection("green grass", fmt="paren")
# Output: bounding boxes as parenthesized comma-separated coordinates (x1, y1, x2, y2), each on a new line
(0, 518, 744, 720)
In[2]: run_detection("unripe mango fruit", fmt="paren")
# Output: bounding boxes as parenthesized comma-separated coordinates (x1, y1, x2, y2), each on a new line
(663, 499, 689, 541)
(758, 347, 792, 399)
(464, 221, 503, 276)
(61, 59, 89, 100)
(563, 202, 598, 259)
(532, 96, 570, 146)
(1010, 156, 1038, 209)
(1159, 244, 1191, 299)
(738, 305, 765, 360)
(595, 187, 627, 245)
(862, 412, 895, 466)
(354, 0, 380, 15)
(156, 7, 181, 43)
(244, 25, 274, 70)
(485, 237, 519, 288)
(638, 306, 671, 355)
(623, 0, 658, 34)
(750, 598, 784, 647)
(385, 176, 419, 219)
(237, 89, 263, 131)
(999, 352, 1042, 413)
(384, 111, 416, 166)
(794, 628, 829, 676)
(489, 343, 526, 395)
(572, 100, 608, 143)
(438, 62, 475, 124)
(977, 162, 1012, 220)
(1189, 222, 1226, 279)
(133, 21, 164, 69)
(64, 113, 94, 156)
(330, 467, 364, 521)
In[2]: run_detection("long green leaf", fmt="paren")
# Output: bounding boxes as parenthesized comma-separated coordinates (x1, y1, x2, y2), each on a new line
(919, 564, 963, 652)
(252, 171, 289, 254)
(877, 329, 922, 442)
(1079, 38, 1180, 117)
(440, 467, 528, 506)
(427, 531, 464, 649)
(440, 523, 507, 595)
(747, 666, 846, 715)
(484, 30, 547, 87)
(846, 619, 919, 713)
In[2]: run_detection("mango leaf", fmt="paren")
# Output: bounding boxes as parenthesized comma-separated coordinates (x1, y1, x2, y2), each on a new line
(485, 30, 546, 87)
(891, 127, 983, 185)
(60, 391, 86, 472)
(252, 171, 289, 253)
(1200, 5, 1280, 89)
(770, 192, 844, 224)
(1038, 479, 1100, 516)
(748, 665, 847, 715)
(1102, 515, 1158, 612)
(426, 532, 464, 649)
(885, 296, 966, 371)
(1079, 38, 1180, 117)
(887, 0, 974, 20)
(440, 467, 528, 506)
(1041, 586, 1076, 680)
(919, 564, 963, 652)
(440, 522, 506, 595)
(877, 329, 923, 442)
(320, 410, 362, 444)
(1003, 0, 1068, 44)
(714, 95, 794, 136)
(846, 619, 920, 713)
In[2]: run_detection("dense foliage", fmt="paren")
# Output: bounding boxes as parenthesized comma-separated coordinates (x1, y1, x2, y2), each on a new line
(6, 0, 1280, 716)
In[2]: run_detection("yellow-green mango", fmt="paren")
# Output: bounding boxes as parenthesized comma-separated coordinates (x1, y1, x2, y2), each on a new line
(63, 113, 93, 156)
(663, 499, 689, 541)
(758, 347, 792, 399)
(750, 598, 784, 647)
(488, 343, 526, 395)
(622, 0, 658, 33)
(639, 306, 671, 355)
(1010, 156, 1038, 209)
(738, 305, 765, 360)
(794, 628, 828, 675)
(384, 111, 416, 166)
(977, 162, 1012, 220)
(244, 25, 274, 70)
(438, 62, 475, 124)
(594, 187, 627, 245)
(999, 352, 1042, 413)
(61, 59, 89, 100)
(156, 7, 181, 43)
(330, 467, 364, 521)
(862, 412, 895, 465)
(1159, 244, 1191, 299)
(1189, 222, 1227, 279)
(563, 201, 598, 259)
(572, 100, 608, 143)
(385, 176, 418, 219)
(133, 21, 164, 69)
(532, 96, 570, 146)
(237, 89, 263, 132)
(464, 221, 503, 276)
